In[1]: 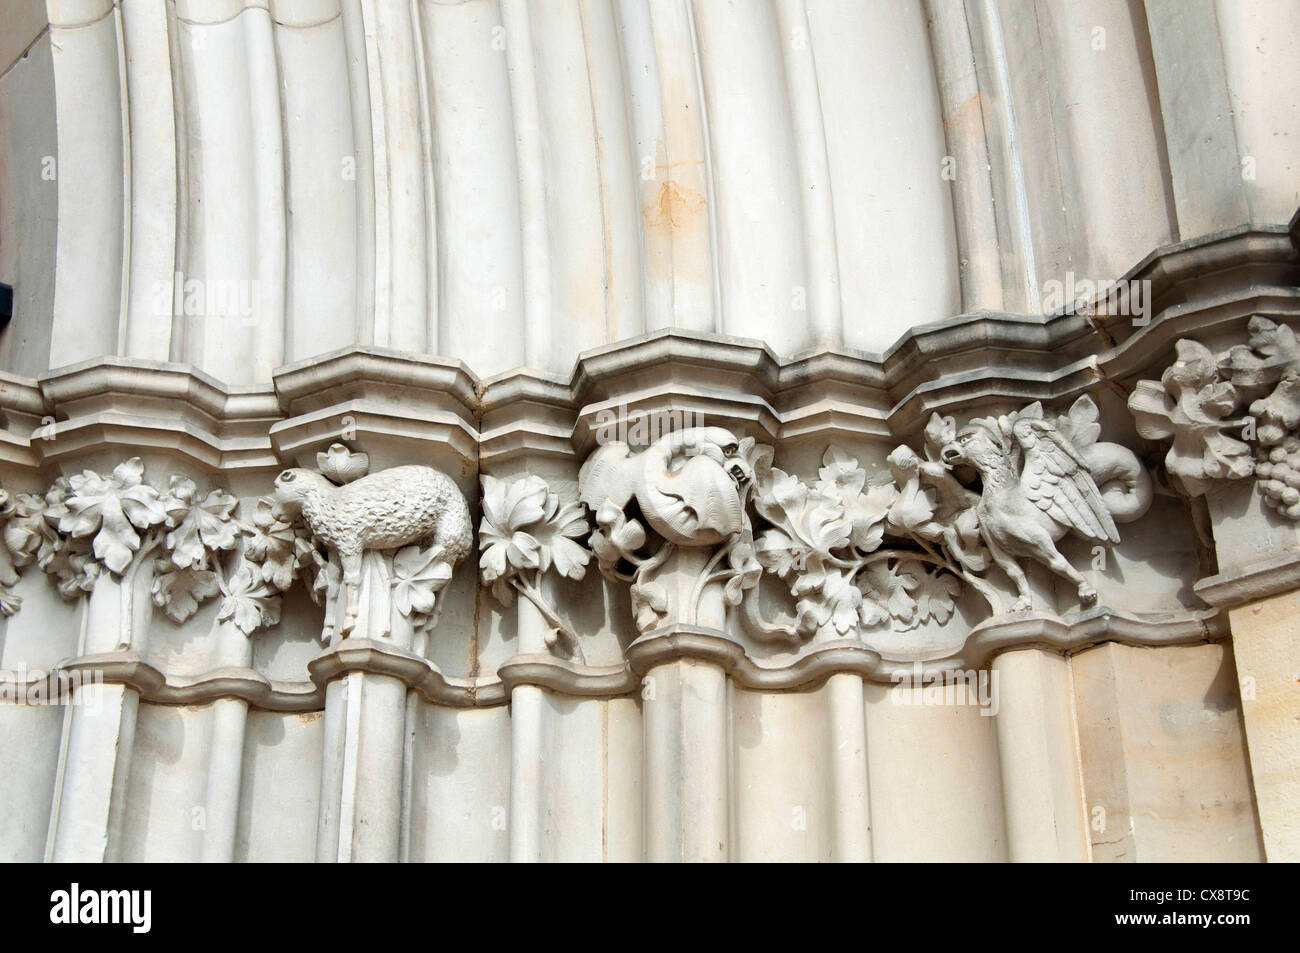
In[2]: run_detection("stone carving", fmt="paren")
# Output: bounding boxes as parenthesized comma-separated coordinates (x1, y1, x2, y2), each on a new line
(215, 497, 319, 636)
(936, 397, 1152, 612)
(0, 449, 469, 640)
(0, 459, 245, 623)
(565, 408, 1153, 642)
(273, 444, 472, 637)
(0, 485, 30, 615)
(478, 474, 592, 660)
(1130, 317, 1300, 518)
(751, 396, 1152, 630)
(752, 446, 961, 637)
(580, 427, 767, 634)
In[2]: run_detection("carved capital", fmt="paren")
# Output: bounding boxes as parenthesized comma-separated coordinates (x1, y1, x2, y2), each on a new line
(1130, 317, 1300, 519)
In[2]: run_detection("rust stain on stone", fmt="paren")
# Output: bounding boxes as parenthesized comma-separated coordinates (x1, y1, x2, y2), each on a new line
(945, 90, 991, 142)
(642, 179, 706, 234)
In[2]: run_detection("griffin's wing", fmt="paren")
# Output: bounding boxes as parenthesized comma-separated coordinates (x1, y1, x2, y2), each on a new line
(1017, 420, 1120, 544)
(578, 442, 637, 510)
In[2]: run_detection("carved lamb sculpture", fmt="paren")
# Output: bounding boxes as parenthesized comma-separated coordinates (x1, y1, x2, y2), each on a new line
(273, 464, 472, 633)
(939, 400, 1152, 612)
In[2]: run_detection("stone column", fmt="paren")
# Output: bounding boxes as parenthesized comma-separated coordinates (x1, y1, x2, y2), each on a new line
(507, 596, 550, 863)
(199, 618, 254, 863)
(48, 576, 142, 862)
(1194, 482, 1300, 860)
(314, 553, 411, 863)
(632, 549, 732, 863)
(992, 648, 1091, 862)
(824, 670, 872, 862)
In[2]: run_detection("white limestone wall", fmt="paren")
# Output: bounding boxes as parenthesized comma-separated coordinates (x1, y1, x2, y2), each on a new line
(0, 0, 1291, 863)
(14, 0, 1296, 385)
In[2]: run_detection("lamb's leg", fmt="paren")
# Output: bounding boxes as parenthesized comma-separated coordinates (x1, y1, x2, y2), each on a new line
(339, 546, 363, 634)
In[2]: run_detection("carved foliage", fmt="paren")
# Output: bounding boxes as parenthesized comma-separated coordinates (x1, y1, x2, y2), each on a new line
(479, 474, 592, 658)
(536, 404, 1153, 642)
(1131, 318, 1300, 518)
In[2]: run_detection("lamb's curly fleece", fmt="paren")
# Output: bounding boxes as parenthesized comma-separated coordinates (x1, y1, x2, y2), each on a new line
(280, 465, 472, 569)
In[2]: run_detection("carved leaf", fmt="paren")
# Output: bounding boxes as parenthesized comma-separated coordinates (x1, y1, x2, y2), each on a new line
(814, 447, 897, 551)
(151, 564, 222, 624)
(1054, 395, 1102, 450)
(897, 567, 960, 631)
(1129, 339, 1254, 493)
(162, 477, 241, 570)
(923, 414, 957, 462)
(857, 561, 920, 628)
(218, 563, 283, 635)
(58, 459, 167, 574)
(392, 544, 454, 618)
(479, 474, 549, 586)
(630, 580, 668, 632)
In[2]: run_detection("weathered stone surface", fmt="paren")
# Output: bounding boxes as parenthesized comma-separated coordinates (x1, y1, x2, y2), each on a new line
(0, 0, 1294, 863)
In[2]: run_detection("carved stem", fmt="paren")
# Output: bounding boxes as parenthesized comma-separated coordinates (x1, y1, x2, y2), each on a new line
(512, 576, 587, 665)
(688, 544, 731, 625)
(120, 530, 164, 648)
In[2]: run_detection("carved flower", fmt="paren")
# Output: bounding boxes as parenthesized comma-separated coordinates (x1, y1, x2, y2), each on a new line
(316, 443, 370, 484)
(1129, 339, 1254, 494)
(161, 476, 241, 570)
(479, 474, 593, 603)
(50, 458, 168, 574)
(479, 474, 549, 595)
(531, 494, 591, 581)
(217, 563, 283, 635)
(392, 544, 454, 620)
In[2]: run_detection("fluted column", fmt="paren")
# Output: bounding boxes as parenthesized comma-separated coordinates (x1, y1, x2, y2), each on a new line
(48, 577, 142, 862)
(314, 555, 412, 863)
(992, 648, 1090, 862)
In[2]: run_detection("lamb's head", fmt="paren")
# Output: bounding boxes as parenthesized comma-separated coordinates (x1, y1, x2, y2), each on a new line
(273, 467, 332, 517)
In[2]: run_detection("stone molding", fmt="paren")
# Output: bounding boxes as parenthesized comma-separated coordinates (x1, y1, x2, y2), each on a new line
(0, 223, 1292, 714)
(0, 223, 1292, 471)
(1, 607, 1223, 713)
(1194, 550, 1300, 608)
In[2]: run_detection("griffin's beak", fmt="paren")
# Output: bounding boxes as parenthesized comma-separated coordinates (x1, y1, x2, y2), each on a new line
(941, 445, 962, 465)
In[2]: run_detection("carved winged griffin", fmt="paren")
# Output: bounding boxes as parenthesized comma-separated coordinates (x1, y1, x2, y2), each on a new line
(939, 399, 1152, 612)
